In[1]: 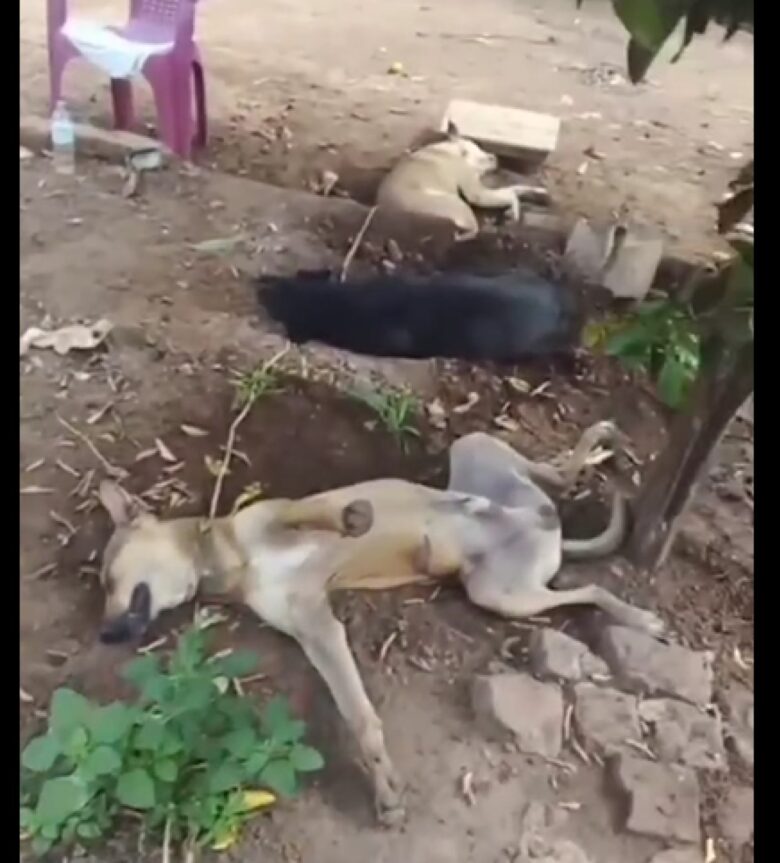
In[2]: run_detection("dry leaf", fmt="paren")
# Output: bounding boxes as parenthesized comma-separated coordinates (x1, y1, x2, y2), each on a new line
(493, 415, 519, 432)
(155, 438, 177, 463)
(319, 169, 339, 196)
(21, 485, 55, 495)
(231, 482, 264, 514)
(506, 376, 530, 394)
(453, 392, 479, 414)
(459, 770, 476, 806)
(426, 398, 447, 430)
(20, 319, 113, 357)
(190, 233, 248, 255)
(121, 169, 141, 198)
(180, 423, 208, 437)
(19, 687, 34, 704)
(204, 455, 227, 477)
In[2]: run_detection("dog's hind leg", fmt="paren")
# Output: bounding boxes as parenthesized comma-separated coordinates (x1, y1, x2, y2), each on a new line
(288, 595, 405, 826)
(275, 497, 374, 538)
(463, 575, 665, 636)
(457, 179, 521, 220)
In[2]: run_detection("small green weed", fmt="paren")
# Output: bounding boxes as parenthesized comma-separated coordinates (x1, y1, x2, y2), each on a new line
(20, 627, 323, 858)
(585, 298, 701, 409)
(353, 387, 421, 451)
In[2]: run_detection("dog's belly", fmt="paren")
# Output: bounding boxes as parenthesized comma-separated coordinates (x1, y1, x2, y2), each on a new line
(244, 542, 321, 635)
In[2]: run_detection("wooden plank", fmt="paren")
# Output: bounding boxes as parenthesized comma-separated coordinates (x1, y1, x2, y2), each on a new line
(440, 99, 560, 162)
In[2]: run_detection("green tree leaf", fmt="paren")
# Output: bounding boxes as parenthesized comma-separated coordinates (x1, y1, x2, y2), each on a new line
(123, 654, 161, 687)
(261, 696, 293, 737)
(116, 769, 156, 810)
(19, 806, 34, 829)
(614, 0, 684, 52)
(21, 735, 61, 773)
(76, 821, 102, 840)
(260, 759, 298, 797)
(49, 689, 91, 734)
(153, 759, 179, 783)
(208, 762, 244, 794)
(36, 777, 89, 826)
(134, 718, 166, 751)
(289, 744, 325, 773)
(212, 650, 258, 679)
(222, 727, 258, 759)
(61, 726, 89, 758)
(243, 750, 271, 779)
(82, 745, 122, 778)
(88, 702, 137, 744)
(657, 351, 691, 408)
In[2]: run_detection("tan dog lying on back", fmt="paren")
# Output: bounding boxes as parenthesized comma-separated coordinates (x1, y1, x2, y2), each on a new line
(376, 123, 545, 241)
(96, 423, 663, 827)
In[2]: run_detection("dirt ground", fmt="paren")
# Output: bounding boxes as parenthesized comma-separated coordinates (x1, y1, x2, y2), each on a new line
(20, 1, 752, 861)
(21, 0, 753, 258)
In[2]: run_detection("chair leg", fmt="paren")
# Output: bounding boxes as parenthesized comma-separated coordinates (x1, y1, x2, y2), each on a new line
(192, 61, 207, 149)
(172, 67, 194, 159)
(49, 56, 66, 112)
(149, 75, 181, 156)
(110, 79, 135, 131)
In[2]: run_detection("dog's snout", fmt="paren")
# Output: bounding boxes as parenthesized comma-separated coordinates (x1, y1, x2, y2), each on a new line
(100, 582, 152, 645)
(99, 615, 137, 645)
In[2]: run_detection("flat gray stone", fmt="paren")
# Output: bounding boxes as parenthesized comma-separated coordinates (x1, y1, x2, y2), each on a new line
(563, 218, 663, 300)
(530, 628, 609, 682)
(574, 683, 641, 754)
(598, 627, 714, 705)
(639, 698, 727, 770)
(472, 673, 564, 757)
(724, 683, 754, 769)
(610, 753, 701, 844)
(718, 785, 753, 847)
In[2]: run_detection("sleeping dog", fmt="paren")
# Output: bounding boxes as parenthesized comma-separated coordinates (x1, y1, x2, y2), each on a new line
(96, 422, 662, 826)
(376, 122, 545, 241)
(256, 269, 582, 362)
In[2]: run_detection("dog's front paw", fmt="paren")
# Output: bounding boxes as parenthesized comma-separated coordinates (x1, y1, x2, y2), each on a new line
(507, 196, 521, 222)
(342, 499, 374, 537)
(375, 785, 407, 828)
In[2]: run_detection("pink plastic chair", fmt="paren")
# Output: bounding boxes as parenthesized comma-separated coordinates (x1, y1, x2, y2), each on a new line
(47, 0, 207, 158)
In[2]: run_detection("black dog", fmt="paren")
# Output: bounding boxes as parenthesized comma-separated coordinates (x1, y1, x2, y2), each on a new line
(255, 269, 582, 363)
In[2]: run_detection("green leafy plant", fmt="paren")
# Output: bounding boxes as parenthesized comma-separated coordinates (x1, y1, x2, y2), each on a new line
(591, 298, 702, 409)
(576, 0, 753, 83)
(353, 387, 421, 451)
(20, 627, 323, 858)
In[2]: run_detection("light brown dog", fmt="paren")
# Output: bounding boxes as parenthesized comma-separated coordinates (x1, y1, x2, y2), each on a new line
(96, 422, 663, 825)
(376, 122, 546, 241)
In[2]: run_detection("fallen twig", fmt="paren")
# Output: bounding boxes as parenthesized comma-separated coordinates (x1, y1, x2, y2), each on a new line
(208, 346, 289, 520)
(340, 206, 377, 282)
(56, 414, 127, 479)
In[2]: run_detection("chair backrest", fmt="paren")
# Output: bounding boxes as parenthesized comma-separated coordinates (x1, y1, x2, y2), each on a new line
(132, 0, 197, 27)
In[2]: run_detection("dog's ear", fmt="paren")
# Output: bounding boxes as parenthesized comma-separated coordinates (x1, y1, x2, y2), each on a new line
(98, 480, 137, 527)
(446, 120, 461, 140)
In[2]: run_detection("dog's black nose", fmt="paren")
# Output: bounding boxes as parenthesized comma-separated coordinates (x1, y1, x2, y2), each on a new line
(99, 616, 136, 645)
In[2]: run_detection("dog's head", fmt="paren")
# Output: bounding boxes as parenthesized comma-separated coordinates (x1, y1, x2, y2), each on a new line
(434, 121, 498, 175)
(97, 481, 199, 645)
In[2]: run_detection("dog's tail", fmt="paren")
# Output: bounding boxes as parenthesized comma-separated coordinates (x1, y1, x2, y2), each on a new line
(561, 492, 628, 560)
